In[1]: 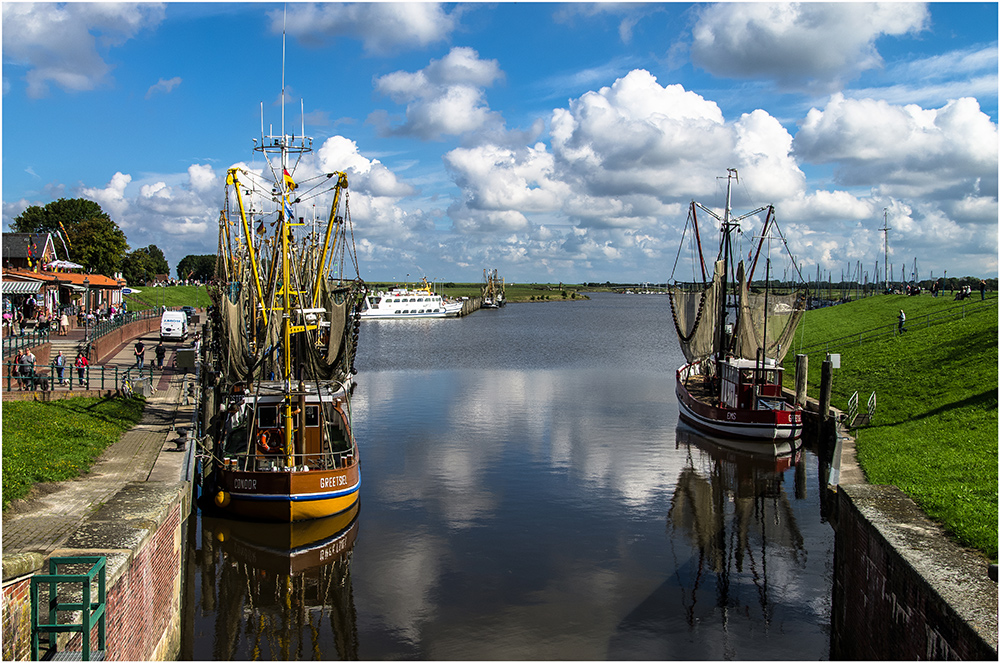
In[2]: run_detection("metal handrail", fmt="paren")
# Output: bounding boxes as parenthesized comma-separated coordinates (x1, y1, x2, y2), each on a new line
(87, 308, 159, 342)
(3, 361, 157, 393)
(1, 328, 51, 357)
(795, 298, 993, 355)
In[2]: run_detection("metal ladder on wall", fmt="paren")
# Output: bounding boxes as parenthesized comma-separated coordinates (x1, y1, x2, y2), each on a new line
(30, 556, 107, 661)
(847, 391, 877, 429)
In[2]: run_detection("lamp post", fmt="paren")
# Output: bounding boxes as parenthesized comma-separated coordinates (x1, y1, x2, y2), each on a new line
(83, 277, 90, 342)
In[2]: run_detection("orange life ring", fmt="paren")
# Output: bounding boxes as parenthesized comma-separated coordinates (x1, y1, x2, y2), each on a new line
(256, 429, 283, 454)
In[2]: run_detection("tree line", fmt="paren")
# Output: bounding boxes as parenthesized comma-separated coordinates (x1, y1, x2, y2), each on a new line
(10, 198, 215, 283)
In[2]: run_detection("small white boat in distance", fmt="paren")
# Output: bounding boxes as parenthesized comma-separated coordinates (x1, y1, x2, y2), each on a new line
(360, 279, 463, 319)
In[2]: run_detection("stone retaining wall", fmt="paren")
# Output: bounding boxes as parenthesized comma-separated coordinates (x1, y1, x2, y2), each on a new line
(830, 484, 996, 659)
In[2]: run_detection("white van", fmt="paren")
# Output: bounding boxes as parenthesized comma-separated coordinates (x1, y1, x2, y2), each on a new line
(160, 311, 188, 341)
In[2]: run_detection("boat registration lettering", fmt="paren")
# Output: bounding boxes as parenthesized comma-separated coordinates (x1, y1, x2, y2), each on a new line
(234, 478, 257, 491)
(320, 476, 348, 489)
(726, 412, 737, 420)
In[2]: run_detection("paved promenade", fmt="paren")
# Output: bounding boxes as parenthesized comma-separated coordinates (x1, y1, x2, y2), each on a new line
(2, 334, 198, 556)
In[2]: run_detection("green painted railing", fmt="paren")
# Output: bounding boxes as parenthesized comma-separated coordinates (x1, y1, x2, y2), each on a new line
(88, 308, 159, 341)
(31, 555, 107, 661)
(1, 328, 51, 358)
(4, 361, 156, 393)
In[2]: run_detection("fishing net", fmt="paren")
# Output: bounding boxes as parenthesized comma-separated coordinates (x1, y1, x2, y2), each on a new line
(733, 261, 806, 363)
(669, 260, 723, 364)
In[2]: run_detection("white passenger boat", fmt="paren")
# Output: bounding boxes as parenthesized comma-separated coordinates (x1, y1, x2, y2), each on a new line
(359, 279, 463, 319)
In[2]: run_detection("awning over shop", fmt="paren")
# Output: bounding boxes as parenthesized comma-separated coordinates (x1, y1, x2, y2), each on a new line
(2, 280, 43, 295)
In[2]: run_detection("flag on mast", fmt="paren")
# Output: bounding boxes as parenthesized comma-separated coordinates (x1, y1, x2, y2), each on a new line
(283, 168, 297, 192)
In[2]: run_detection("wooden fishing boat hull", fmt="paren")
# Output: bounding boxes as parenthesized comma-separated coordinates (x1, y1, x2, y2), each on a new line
(213, 461, 361, 522)
(676, 365, 802, 441)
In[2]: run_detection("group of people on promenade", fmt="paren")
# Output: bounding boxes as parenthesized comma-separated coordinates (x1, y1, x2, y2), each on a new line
(8, 348, 89, 391)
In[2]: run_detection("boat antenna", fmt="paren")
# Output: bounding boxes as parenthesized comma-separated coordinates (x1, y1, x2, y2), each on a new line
(281, 5, 286, 143)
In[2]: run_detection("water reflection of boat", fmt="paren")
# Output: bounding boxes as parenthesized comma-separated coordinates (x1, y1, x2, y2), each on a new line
(670, 423, 805, 569)
(675, 420, 800, 472)
(608, 423, 809, 659)
(202, 500, 360, 575)
(196, 503, 360, 660)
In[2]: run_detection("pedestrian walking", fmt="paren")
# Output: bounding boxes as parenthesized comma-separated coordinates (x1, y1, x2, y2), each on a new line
(980, 279, 986, 300)
(155, 341, 166, 369)
(134, 340, 146, 370)
(75, 352, 89, 387)
(59, 310, 70, 335)
(55, 351, 66, 385)
(898, 309, 906, 334)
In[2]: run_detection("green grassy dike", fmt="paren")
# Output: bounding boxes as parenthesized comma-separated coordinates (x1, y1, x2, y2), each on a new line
(2, 397, 145, 509)
(784, 294, 998, 560)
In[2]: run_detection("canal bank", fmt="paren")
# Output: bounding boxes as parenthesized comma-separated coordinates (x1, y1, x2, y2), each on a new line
(801, 393, 997, 659)
(1, 339, 199, 661)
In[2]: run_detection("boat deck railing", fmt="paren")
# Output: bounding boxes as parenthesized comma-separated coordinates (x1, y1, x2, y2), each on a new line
(223, 449, 356, 473)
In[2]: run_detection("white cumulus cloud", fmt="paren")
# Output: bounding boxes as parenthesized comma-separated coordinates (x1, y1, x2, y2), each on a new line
(2, 3, 165, 97)
(690, 3, 929, 92)
(794, 94, 998, 200)
(372, 47, 505, 140)
(277, 3, 460, 55)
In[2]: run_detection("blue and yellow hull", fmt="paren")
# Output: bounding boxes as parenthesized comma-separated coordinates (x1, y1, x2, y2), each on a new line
(214, 460, 361, 522)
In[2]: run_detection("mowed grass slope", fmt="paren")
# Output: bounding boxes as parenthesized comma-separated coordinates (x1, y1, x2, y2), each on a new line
(2, 397, 145, 509)
(786, 294, 997, 559)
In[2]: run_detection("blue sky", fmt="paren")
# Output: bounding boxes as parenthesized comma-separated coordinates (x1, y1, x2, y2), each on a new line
(3, 2, 997, 283)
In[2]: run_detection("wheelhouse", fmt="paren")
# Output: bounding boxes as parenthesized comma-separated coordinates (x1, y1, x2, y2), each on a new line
(718, 358, 786, 411)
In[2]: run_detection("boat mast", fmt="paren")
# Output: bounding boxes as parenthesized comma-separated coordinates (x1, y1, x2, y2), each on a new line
(716, 168, 739, 362)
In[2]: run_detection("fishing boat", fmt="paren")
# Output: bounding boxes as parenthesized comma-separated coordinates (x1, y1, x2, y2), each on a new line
(668, 169, 808, 441)
(202, 69, 365, 522)
(481, 268, 506, 308)
(359, 278, 463, 319)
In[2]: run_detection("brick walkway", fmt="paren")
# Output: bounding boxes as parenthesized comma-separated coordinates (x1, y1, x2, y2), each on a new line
(2, 340, 197, 556)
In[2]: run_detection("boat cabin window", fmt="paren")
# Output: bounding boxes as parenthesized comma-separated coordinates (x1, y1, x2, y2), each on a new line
(258, 405, 278, 428)
(305, 405, 319, 427)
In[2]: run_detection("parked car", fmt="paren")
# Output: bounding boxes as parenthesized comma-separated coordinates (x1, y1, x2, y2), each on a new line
(181, 305, 196, 318)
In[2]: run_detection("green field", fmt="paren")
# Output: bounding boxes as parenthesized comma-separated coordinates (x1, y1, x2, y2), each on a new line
(2, 396, 145, 509)
(125, 284, 211, 311)
(784, 293, 997, 559)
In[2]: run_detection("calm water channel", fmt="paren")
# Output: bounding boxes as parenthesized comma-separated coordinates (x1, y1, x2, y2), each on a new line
(182, 292, 835, 660)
